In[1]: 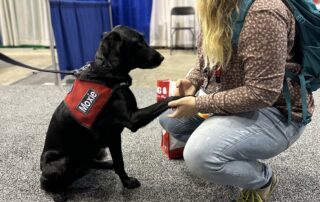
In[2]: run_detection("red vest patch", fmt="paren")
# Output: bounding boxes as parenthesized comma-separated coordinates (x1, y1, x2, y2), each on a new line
(65, 79, 112, 128)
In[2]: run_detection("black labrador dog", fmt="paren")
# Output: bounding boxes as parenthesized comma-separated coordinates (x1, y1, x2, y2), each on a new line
(40, 25, 179, 192)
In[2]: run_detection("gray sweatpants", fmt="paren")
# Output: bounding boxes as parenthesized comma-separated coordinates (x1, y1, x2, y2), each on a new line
(159, 107, 305, 189)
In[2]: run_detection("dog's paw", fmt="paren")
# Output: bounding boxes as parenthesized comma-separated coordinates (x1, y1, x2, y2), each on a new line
(166, 96, 184, 102)
(122, 177, 141, 189)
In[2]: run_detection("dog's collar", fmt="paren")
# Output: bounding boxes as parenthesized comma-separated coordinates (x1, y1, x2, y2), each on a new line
(112, 82, 130, 92)
(119, 82, 130, 87)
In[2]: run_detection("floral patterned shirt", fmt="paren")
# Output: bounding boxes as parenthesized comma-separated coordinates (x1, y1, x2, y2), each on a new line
(186, 0, 314, 122)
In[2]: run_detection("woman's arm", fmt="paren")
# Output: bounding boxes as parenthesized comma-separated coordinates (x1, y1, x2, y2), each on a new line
(196, 8, 289, 115)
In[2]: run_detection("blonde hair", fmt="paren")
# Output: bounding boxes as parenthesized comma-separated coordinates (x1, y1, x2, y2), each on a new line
(196, 0, 238, 70)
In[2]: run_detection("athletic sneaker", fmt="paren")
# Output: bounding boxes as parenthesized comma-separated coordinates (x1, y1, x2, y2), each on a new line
(237, 174, 279, 202)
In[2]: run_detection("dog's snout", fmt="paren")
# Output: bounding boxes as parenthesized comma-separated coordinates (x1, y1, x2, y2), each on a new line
(40, 175, 55, 192)
(150, 52, 164, 67)
(155, 53, 164, 63)
(159, 54, 164, 62)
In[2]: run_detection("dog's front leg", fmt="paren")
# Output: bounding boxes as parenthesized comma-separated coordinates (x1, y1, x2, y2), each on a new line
(108, 134, 141, 189)
(125, 96, 181, 132)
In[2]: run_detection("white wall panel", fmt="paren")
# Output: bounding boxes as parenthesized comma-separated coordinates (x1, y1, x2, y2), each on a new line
(150, 0, 198, 47)
(0, 0, 49, 46)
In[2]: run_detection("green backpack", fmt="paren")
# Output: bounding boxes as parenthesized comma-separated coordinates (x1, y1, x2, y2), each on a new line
(233, 0, 320, 125)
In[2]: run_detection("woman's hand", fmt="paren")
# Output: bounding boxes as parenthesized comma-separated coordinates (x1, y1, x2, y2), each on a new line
(174, 79, 197, 96)
(168, 96, 197, 118)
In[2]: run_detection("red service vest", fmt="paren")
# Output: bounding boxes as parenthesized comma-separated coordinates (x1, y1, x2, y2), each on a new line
(65, 79, 112, 128)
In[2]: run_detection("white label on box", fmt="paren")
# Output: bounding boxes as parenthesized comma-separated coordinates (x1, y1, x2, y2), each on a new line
(169, 81, 176, 96)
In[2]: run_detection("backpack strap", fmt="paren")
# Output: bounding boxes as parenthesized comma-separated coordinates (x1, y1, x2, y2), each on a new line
(282, 77, 292, 124)
(298, 74, 312, 125)
(232, 0, 254, 45)
(284, 70, 311, 125)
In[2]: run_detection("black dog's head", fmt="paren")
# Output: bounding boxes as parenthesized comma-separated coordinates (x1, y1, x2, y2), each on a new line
(95, 25, 164, 73)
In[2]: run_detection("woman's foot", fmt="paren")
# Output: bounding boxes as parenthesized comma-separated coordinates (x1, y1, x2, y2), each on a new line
(237, 174, 279, 202)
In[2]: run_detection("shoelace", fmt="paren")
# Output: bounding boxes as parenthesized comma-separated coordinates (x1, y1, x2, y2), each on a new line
(238, 190, 263, 202)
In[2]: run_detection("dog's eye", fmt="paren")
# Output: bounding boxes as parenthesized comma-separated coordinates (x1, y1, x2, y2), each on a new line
(137, 41, 145, 46)
(138, 35, 145, 42)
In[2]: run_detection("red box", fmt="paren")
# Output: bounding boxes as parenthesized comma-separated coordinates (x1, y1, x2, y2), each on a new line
(156, 80, 175, 102)
(160, 130, 184, 159)
(157, 80, 184, 159)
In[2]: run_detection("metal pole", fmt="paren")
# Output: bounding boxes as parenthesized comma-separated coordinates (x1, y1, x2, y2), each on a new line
(108, 0, 113, 29)
(45, 0, 60, 86)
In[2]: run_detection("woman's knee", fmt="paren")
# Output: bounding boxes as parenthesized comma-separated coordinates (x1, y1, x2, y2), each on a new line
(159, 111, 181, 141)
(159, 109, 175, 131)
(159, 113, 188, 142)
(159, 109, 202, 136)
(183, 138, 225, 179)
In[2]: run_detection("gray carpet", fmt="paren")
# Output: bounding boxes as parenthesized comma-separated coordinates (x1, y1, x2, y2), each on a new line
(0, 85, 320, 202)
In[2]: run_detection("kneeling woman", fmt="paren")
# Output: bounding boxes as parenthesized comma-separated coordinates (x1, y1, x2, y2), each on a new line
(160, 0, 314, 201)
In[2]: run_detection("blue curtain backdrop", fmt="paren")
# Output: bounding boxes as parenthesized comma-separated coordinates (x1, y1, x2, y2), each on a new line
(50, 0, 152, 76)
(112, 0, 153, 43)
(50, 0, 112, 77)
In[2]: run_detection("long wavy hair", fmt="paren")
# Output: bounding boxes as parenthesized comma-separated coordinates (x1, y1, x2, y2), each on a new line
(196, 0, 239, 70)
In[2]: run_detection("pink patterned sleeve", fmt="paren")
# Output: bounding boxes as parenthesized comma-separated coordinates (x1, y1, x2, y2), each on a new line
(195, 9, 289, 114)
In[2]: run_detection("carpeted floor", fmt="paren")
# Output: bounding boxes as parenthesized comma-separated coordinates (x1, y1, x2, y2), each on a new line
(0, 85, 319, 202)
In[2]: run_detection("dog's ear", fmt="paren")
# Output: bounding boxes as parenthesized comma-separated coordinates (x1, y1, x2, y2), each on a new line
(101, 32, 122, 67)
(101, 32, 109, 39)
(96, 32, 122, 67)
(95, 32, 111, 64)
(104, 32, 122, 54)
